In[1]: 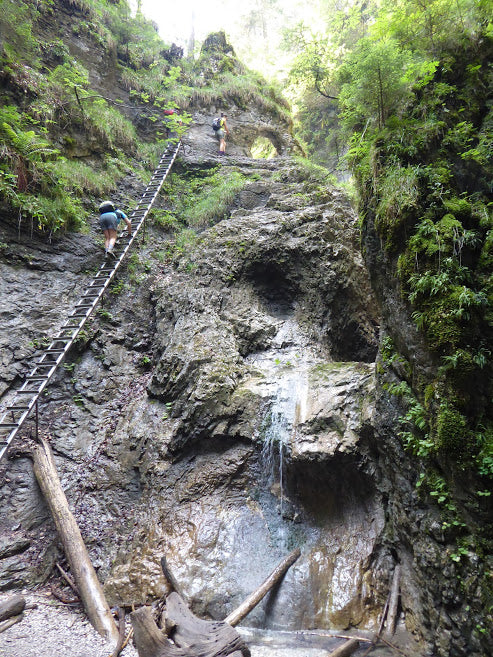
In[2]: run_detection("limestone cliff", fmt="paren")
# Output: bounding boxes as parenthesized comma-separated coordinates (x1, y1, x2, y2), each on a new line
(0, 3, 490, 657)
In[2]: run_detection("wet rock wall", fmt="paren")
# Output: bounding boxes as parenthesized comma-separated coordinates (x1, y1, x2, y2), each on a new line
(0, 154, 389, 637)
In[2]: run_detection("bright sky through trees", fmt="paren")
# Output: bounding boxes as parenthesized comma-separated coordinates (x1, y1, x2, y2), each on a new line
(138, 0, 236, 48)
(132, 0, 321, 78)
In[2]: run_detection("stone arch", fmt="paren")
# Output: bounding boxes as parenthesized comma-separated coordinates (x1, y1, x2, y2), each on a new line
(250, 135, 278, 159)
(249, 128, 284, 158)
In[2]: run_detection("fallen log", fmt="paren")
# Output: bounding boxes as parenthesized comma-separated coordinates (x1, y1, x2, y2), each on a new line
(327, 638, 360, 657)
(131, 593, 250, 657)
(0, 594, 25, 622)
(33, 437, 119, 648)
(224, 547, 301, 626)
(0, 614, 23, 634)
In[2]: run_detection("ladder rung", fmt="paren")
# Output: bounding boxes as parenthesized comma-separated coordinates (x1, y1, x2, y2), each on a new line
(7, 406, 29, 411)
(25, 376, 47, 381)
(0, 423, 18, 429)
(16, 390, 40, 395)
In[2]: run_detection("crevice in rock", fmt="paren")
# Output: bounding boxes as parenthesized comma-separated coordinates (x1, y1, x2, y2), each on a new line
(244, 260, 299, 315)
(287, 457, 378, 523)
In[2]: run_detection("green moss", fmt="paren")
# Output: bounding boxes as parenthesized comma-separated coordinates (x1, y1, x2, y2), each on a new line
(375, 163, 420, 250)
(443, 196, 472, 219)
(436, 401, 468, 452)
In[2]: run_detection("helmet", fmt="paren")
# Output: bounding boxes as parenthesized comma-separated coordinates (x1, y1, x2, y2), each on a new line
(99, 200, 115, 213)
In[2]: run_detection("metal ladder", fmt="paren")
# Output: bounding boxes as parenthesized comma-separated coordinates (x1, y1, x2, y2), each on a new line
(0, 141, 181, 464)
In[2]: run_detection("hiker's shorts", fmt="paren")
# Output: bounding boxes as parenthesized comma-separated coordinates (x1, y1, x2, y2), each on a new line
(216, 128, 226, 140)
(99, 212, 119, 230)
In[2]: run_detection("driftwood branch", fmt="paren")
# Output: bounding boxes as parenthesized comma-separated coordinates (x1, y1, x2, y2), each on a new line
(56, 561, 79, 595)
(0, 614, 23, 634)
(132, 606, 167, 657)
(161, 555, 186, 600)
(131, 594, 250, 657)
(110, 607, 127, 657)
(33, 437, 119, 648)
(224, 547, 301, 627)
(327, 638, 360, 657)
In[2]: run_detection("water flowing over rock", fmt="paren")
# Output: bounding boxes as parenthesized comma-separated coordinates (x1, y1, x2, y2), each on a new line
(0, 147, 390, 638)
(101, 156, 383, 632)
(1, 11, 489, 657)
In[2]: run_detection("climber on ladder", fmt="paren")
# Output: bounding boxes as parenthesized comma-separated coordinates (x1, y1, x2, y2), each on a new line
(98, 200, 132, 258)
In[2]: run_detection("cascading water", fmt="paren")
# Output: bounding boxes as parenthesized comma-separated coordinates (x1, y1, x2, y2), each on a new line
(249, 317, 312, 545)
(261, 365, 306, 519)
(241, 308, 387, 637)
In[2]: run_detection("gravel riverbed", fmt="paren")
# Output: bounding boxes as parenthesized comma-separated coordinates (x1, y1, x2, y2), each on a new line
(0, 591, 402, 657)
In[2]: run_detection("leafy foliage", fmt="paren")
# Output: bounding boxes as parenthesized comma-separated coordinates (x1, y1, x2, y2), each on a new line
(163, 167, 248, 229)
(0, 0, 191, 233)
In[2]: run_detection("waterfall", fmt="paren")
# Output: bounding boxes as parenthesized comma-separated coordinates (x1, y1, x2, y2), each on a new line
(248, 317, 312, 547)
(261, 371, 306, 519)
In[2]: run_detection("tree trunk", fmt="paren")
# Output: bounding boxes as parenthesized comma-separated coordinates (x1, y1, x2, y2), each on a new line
(224, 547, 301, 627)
(33, 438, 119, 648)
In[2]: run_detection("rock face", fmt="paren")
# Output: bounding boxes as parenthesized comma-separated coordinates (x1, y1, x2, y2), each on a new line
(2, 18, 484, 657)
(102, 157, 383, 633)
(0, 148, 388, 634)
(186, 32, 299, 158)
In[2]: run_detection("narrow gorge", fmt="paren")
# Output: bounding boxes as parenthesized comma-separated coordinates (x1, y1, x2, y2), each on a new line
(0, 2, 491, 657)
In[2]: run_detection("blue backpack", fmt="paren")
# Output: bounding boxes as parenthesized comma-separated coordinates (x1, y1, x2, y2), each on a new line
(212, 117, 221, 131)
